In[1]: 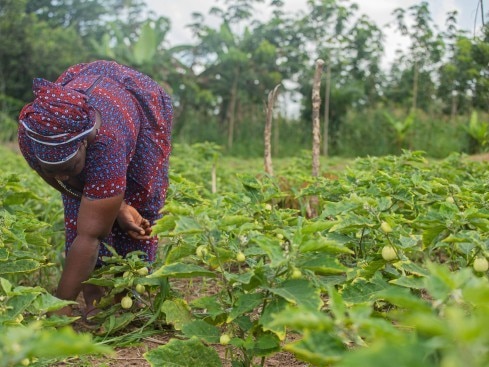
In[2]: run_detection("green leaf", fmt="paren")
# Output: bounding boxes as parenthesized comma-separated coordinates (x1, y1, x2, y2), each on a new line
(144, 337, 222, 367)
(329, 214, 374, 233)
(32, 327, 112, 358)
(0, 248, 8, 261)
(253, 235, 287, 268)
(172, 216, 204, 235)
(389, 276, 425, 289)
(5, 293, 38, 318)
(268, 279, 323, 310)
(133, 21, 157, 64)
(356, 260, 386, 279)
(423, 263, 472, 302)
(0, 277, 12, 294)
(338, 339, 435, 367)
(218, 215, 252, 227)
(149, 263, 216, 279)
(41, 314, 80, 328)
(298, 253, 348, 275)
(28, 324, 112, 358)
(12, 250, 48, 262)
(395, 261, 430, 277)
(301, 220, 335, 234)
(0, 259, 41, 274)
(181, 320, 221, 343)
(190, 296, 224, 320)
(227, 293, 264, 323)
(98, 313, 135, 335)
(327, 285, 347, 322)
(224, 270, 254, 285)
(252, 332, 281, 356)
(260, 297, 288, 340)
(375, 286, 432, 312)
(29, 293, 75, 313)
(165, 243, 195, 264)
(269, 306, 333, 331)
(285, 330, 346, 365)
(320, 201, 362, 217)
(421, 225, 446, 246)
(341, 275, 388, 304)
(161, 299, 193, 330)
(25, 231, 51, 246)
(152, 215, 176, 236)
(83, 277, 115, 287)
(299, 237, 354, 255)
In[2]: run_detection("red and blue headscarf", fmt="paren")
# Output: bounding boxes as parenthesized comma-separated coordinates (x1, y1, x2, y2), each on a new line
(18, 78, 96, 164)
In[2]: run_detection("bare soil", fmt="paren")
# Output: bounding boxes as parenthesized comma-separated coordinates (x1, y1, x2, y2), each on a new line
(54, 277, 309, 367)
(44, 151, 489, 366)
(466, 152, 489, 162)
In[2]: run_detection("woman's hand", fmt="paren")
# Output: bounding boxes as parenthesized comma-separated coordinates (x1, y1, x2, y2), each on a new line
(117, 203, 152, 240)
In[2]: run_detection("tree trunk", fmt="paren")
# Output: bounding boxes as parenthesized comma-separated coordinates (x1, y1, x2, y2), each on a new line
(211, 163, 217, 194)
(450, 90, 457, 121)
(323, 62, 331, 156)
(412, 61, 418, 111)
(264, 84, 281, 176)
(226, 69, 240, 150)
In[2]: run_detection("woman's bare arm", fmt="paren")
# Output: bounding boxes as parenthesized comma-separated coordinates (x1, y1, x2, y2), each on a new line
(55, 193, 123, 303)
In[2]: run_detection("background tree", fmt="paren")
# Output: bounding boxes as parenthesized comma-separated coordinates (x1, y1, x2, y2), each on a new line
(391, 1, 444, 112)
(0, 0, 488, 158)
(470, 23, 489, 110)
(0, 0, 87, 103)
(296, 0, 383, 154)
(25, 0, 147, 38)
(437, 11, 469, 118)
(188, 0, 283, 151)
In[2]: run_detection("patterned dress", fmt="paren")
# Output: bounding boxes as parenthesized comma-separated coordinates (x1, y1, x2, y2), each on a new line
(18, 61, 173, 264)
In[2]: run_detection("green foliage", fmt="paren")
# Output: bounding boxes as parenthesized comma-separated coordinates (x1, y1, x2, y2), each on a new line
(464, 111, 489, 152)
(145, 337, 222, 367)
(149, 148, 489, 366)
(0, 147, 64, 285)
(0, 112, 18, 143)
(0, 94, 24, 142)
(82, 249, 170, 339)
(0, 146, 110, 366)
(337, 108, 471, 157)
(2, 0, 488, 156)
(0, 322, 112, 367)
(384, 111, 415, 151)
(4, 142, 489, 365)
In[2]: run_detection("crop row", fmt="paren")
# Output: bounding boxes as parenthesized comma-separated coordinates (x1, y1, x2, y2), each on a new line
(2, 146, 489, 366)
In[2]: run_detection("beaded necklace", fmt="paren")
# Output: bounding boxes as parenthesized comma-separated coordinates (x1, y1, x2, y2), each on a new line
(56, 179, 83, 199)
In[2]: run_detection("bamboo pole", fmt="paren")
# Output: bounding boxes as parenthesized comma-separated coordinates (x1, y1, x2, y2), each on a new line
(264, 84, 281, 176)
(312, 59, 324, 177)
(309, 59, 324, 218)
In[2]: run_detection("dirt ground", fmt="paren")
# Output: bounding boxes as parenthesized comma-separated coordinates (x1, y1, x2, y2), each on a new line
(45, 152, 489, 367)
(81, 337, 309, 367)
(55, 277, 309, 367)
(466, 152, 489, 162)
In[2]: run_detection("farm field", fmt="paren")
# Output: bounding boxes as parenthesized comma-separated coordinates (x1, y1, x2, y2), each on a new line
(2, 143, 489, 367)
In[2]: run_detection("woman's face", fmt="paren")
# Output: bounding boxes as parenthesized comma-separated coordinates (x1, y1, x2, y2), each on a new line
(39, 140, 87, 181)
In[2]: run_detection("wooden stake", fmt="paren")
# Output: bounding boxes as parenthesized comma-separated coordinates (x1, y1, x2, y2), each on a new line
(310, 59, 324, 218)
(264, 84, 281, 176)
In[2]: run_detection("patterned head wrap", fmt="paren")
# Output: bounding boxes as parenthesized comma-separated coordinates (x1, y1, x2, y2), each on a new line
(18, 78, 96, 164)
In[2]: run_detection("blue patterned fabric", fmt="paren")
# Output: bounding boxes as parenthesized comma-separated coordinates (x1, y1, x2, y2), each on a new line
(18, 60, 173, 264)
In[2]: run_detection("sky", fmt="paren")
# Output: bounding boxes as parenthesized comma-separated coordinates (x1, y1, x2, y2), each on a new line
(144, 0, 487, 68)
